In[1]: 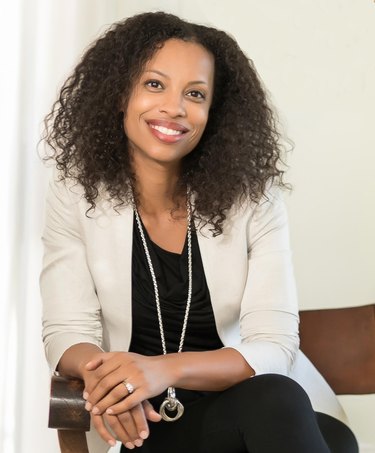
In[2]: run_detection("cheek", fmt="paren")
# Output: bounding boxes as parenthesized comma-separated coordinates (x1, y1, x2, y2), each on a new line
(193, 108, 210, 135)
(134, 97, 154, 113)
(189, 119, 209, 145)
(124, 95, 154, 126)
(131, 90, 158, 112)
(189, 101, 207, 122)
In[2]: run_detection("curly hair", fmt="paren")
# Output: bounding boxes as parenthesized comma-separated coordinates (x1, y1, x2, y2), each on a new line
(43, 11, 289, 236)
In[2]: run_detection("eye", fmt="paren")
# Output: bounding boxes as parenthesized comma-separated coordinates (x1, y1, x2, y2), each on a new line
(145, 80, 163, 89)
(186, 90, 206, 101)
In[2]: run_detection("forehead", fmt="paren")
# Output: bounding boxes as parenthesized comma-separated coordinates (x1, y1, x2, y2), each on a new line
(143, 39, 214, 83)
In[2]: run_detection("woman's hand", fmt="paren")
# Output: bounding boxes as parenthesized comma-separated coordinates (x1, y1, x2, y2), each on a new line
(83, 351, 176, 415)
(91, 400, 161, 449)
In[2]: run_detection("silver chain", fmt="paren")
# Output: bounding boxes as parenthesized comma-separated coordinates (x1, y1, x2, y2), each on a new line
(133, 200, 193, 356)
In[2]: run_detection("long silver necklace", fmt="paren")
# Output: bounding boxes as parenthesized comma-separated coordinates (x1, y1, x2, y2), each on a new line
(133, 199, 192, 422)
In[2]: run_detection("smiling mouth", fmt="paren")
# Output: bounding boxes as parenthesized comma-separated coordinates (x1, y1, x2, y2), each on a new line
(146, 120, 189, 143)
(149, 124, 185, 136)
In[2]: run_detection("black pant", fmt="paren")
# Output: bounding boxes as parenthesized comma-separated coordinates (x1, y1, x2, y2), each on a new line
(121, 374, 359, 453)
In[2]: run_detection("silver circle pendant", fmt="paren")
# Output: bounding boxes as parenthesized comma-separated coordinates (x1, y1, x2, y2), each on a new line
(159, 387, 184, 422)
(160, 398, 184, 422)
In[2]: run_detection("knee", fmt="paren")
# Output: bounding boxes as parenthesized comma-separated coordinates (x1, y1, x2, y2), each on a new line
(237, 374, 313, 418)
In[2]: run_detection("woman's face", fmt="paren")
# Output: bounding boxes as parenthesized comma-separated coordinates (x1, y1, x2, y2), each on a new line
(123, 39, 214, 167)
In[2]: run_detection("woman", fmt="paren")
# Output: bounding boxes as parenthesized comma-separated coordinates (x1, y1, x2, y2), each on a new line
(41, 11, 358, 453)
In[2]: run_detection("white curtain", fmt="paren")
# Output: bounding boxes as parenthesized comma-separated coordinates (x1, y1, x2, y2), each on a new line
(1, 1, 374, 452)
(0, 1, 138, 451)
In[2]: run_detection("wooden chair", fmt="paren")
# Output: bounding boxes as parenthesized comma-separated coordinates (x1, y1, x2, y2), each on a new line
(49, 303, 375, 453)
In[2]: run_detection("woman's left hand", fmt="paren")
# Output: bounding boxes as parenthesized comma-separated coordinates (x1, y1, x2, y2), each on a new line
(91, 399, 162, 448)
(83, 351, 176, 415)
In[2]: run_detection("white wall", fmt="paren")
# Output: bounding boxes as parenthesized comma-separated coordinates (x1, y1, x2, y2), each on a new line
(1, 1, 373, 452)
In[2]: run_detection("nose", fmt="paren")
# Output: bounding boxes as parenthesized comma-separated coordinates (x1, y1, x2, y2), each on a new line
(159, 91, 187, 118)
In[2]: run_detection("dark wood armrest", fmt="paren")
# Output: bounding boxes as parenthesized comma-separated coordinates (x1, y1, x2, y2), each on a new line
(49, 375, 90, 453)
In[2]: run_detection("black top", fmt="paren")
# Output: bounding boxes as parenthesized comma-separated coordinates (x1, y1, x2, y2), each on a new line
(129, 213, 223, 406)
(129, 214, 223, 356)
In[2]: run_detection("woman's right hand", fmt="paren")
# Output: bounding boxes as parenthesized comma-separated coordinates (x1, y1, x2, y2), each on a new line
(92, 399, 162, 449)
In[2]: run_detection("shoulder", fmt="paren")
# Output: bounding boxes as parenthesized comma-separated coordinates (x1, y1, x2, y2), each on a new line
(47, 166, 85, 202)
(47, 166, 126, 217)
(225, 185, 287, 229)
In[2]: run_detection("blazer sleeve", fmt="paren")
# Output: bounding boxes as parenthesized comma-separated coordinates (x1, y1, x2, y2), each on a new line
(231, 189, 300, 376)
(40, 172, 103, 372)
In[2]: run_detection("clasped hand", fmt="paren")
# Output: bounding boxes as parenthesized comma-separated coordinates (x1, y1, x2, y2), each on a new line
(82, 351, 172, 448)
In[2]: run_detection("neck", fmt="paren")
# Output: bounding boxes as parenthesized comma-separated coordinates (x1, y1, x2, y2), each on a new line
(132, 156, 184, 216)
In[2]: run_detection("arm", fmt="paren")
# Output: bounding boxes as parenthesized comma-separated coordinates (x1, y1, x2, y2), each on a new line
(41, 171, 103, 372)
(40, 171, 159, 447)
(165, 348, 254, 391)
(232, 187, 300, 375)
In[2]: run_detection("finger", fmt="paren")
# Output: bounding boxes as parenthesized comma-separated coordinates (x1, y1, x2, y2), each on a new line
(85, 364, 122, 396)
(90, 380, 131, 414)
(87, 352, 126, 382)
(85, 357, 104, 371)
(104, 413, 137, 449)
(117, 410, 143, 444)
(91, 413, 117, 448)
(143, 400, 162, 423)
(86, 368, 126, 408)
(105, 392, 145, 416)
(83, 366, 107, 401)
(83, 352, 118, 393)
(127, 403, 150, 440)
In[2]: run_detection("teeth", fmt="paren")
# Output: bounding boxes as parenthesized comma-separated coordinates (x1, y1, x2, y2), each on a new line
(150, 124, 183, 136)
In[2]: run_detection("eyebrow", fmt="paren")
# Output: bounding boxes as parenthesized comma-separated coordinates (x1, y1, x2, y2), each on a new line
(144, 69, 209, 86)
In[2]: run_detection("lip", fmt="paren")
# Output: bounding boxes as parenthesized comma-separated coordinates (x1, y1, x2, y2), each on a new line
(146, 119, 189, 144)
(147, 119, 189, 132)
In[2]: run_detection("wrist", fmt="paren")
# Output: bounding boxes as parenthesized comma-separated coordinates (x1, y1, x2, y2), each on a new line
(58, 343, 102, 379)
(161, 353, 184, 388)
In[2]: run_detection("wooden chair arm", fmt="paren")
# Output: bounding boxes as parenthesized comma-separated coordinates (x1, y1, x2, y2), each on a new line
(48, 303, 375, 452)
(49, 375, 90, 453)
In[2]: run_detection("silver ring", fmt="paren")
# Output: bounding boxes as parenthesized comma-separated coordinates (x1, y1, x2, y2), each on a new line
(123, 380, 134, 394)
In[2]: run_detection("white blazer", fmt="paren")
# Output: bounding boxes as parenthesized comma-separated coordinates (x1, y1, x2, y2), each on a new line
(41, 173, 347, 452)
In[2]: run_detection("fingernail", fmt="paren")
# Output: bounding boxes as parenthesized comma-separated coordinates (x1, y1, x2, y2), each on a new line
(139, 431, 148, 439)
(125, 442, 135, 449)
(92, 406, 100, 414)
(106, 408, 113, 414)
(108, 439, 116, 447)
(83, 392, 89, 400)
(85, 402, 92, 411)
(134, 439, 143, 447)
